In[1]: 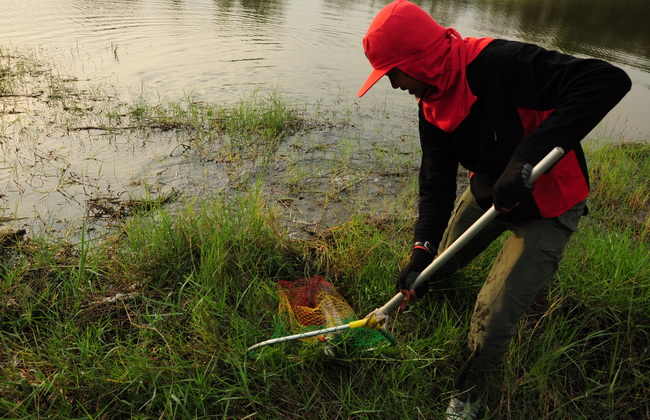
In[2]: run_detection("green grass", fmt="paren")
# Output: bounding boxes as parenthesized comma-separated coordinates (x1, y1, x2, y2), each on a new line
(125, 90, 306, 153)
(1, 142, 648, 419)
(585, 141, 650, 240)
(0, 46, 648, 418)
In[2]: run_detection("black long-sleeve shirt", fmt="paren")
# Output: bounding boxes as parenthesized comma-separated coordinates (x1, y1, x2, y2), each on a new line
(413, 40, 631, 248)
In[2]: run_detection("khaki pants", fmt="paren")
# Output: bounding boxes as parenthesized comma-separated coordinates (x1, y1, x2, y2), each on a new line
(432, 187, 585, 397)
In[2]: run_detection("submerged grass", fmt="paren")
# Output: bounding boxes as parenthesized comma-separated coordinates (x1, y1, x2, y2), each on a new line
(126, 90, 306, 151)
(1, 142, 648, 419)
(1, 45, 363, 235)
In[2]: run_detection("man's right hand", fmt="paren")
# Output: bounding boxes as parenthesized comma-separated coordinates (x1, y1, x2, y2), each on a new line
(493, 158, 534, 212)
(396, 242, 435, 309)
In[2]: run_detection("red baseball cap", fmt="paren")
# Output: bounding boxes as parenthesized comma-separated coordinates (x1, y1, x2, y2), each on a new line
(357, 0, 446, 98)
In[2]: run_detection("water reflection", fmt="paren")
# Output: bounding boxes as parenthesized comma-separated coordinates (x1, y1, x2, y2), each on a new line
(511, 0, 647, 68)
(413, 0, 650, 71)
(236, 0, 285, 16)
(1, 0, 647, 133)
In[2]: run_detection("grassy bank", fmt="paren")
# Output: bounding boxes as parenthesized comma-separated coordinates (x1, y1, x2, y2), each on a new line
(1, 45, 648, 419)
(1, 141, 648, 419)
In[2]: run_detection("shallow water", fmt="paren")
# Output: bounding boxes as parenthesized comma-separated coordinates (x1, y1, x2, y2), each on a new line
(3, 0, 649, 132)
(1, 0, 649, 237)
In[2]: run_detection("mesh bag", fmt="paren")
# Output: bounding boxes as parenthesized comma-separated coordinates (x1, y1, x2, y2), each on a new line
(273, 275, 387, 350)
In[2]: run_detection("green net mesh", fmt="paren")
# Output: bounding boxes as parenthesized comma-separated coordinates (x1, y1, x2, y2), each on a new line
(272, 276, 388, 350)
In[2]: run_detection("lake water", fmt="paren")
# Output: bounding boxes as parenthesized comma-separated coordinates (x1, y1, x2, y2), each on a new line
(3, 0, 649, 134)
(1, 0, 649, 236)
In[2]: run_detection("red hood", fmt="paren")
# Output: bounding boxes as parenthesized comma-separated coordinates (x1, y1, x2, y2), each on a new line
(358, 0, 493, 132)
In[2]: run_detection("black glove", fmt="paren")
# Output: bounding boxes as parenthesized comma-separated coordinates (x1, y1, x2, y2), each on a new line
(396, 241, 435, 298)
(492, 158, 534, 210)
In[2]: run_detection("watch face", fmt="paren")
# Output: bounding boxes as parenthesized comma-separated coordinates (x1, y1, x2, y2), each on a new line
(414, 241, 432, 251)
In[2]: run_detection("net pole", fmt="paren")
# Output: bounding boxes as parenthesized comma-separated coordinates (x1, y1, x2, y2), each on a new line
(247, 324, 352, 353)
(376, 147, 565, 317)
(248, 148, 564, 353)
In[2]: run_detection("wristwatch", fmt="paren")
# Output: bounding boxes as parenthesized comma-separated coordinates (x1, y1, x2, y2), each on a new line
(413, 240, 433, 254)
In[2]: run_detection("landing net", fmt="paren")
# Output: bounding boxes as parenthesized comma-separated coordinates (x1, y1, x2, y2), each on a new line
(272, 275, 386, 350)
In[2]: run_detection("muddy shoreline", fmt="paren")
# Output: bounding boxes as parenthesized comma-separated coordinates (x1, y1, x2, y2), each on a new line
(1, 48, 454, 241)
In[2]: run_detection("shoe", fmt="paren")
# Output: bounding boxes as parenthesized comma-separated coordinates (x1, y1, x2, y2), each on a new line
(445, 396, 480, 420)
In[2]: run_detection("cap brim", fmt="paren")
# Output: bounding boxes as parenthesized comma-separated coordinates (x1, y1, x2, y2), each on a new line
(357, 67, 390, 97)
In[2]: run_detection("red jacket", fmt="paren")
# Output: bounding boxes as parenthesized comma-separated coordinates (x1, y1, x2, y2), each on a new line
(357, 1, 631, 248)
(414, 40, 631, 247)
